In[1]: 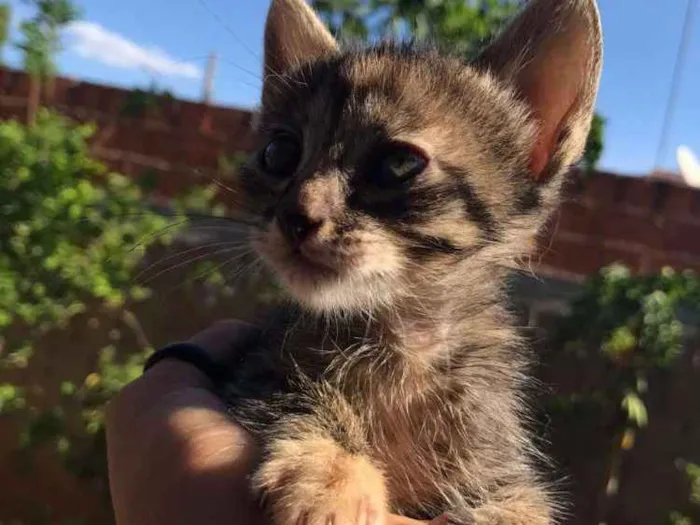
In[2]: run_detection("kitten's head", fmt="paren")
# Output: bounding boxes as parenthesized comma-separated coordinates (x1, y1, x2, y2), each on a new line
(238, 0, 602, 313)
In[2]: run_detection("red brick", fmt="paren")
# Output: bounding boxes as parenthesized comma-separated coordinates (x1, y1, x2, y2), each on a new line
(99, 86, 125, 115)
(200, 110, 214, 134)
(598, 245, 644, 271)
(213, 108, 251, 136)
(597, 208, 665, 251)
(183, 138, 220, 169)
(3, 70, 31, 97)
(537, 238, 596, 276)
(661, 220, 700, 257)
(538, 236, 643, 277)
(51, 77, 72, 106)
(138, 129, 168, 159)
(644, 254, 700, 275)
(555, 201, 598, 236)
(179, 102, 208, 130)
(161, 98, 183, 126)
(580, 171, 621, 206)
(624, 178, 657, 210)
(663, 184, 696, 221)
(109, 127, 138, 154)
(0, 103, 23, 121)
(690, 191, 700, 217)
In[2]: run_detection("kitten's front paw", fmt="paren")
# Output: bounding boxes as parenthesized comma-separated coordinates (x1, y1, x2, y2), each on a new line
(253, 436, 388, 525)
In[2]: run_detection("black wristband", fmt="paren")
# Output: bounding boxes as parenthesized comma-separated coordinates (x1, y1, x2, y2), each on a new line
(143, 342, 230, 386)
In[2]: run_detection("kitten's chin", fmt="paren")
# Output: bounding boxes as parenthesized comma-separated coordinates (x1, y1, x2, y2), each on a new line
(284, 271, 394, 313)
(268, 256, 395, 313)
(254, 240, 399, 314)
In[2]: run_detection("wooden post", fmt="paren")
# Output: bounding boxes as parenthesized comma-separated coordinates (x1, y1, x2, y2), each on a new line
(202, 52, 217, 104)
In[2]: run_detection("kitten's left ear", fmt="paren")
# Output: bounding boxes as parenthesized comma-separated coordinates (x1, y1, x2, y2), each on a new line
(475, 0, 603, 180)
(264, 0, 338, 77)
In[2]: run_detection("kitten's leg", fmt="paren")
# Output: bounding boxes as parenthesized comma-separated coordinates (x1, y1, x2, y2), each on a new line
(252, 400, 388, 525)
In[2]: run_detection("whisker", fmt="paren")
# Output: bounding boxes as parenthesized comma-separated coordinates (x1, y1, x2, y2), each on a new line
(133, 240, 249, 284)
(157, 247, 257, 300)
(137, 245, 247, 286)
(223, 252, 262, 284)
(177, 224, 256, 239)
(78, 207, 261, 228)
(210, 177, 239, 196)
(125, 219, 189, 255)
(189, 167, 244, 199)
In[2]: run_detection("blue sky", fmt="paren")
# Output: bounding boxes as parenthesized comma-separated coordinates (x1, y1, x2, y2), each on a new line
(2, 0, 699, 176)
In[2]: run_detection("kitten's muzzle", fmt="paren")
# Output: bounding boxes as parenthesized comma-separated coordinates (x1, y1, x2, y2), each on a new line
(276, 209, 323, 249)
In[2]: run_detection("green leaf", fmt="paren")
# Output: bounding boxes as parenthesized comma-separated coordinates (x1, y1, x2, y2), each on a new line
(621, 392, 648, 428)
(603, 326, 636, 357)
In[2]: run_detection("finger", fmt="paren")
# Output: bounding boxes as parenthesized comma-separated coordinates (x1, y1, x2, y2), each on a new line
(429, 514, 449, 525)
(386, 515, 430, 525)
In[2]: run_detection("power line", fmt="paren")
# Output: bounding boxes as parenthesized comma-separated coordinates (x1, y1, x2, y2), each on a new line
(653, 0, 698, 170)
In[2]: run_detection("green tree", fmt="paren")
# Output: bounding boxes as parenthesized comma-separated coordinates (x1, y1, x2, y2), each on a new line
(16, 0, 80, 122)
(0, 111, 174, 362)
(0, 110, 192, 523)
(311, 0, 605, 170)
(313, 0, 518, 59)
(0, 2, 10, 63)
(582, 113, 606, 174)
(553, 265, 700, 523)
(670, 460, 700, 525)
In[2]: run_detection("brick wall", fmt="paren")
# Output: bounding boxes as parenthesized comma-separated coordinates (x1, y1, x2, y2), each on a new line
(0, 66, 256, 198)
(538, 172, 700, 279)
(2, 66, 699, 279)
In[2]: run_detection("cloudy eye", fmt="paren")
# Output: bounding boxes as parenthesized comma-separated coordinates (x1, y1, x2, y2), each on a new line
(260, 135, 302, 177)
(377, 143, 428, 186)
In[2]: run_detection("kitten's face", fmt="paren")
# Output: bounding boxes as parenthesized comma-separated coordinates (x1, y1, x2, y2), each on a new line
(239, 0, 602, 314)
(242, 50, 534, 312)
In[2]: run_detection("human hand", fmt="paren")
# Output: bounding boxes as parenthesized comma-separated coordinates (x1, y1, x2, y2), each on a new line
(106, 320, 261, 525)
(105, 320, 443, 525)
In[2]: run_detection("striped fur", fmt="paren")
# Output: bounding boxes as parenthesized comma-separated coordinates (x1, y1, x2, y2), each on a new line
(221, 1, 603, 525)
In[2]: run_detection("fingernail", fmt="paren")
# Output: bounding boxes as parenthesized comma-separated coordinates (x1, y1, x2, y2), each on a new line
(367, 505, 377, 525)
(431, 513, 449, 525)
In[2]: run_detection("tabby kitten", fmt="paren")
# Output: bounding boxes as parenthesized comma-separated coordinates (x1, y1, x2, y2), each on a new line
(221, 1, 602, 525)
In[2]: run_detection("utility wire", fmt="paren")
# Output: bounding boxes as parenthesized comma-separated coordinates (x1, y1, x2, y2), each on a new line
(653, 0, 697, 170)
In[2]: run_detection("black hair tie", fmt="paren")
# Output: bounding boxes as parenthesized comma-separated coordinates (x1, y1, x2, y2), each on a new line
(143, 342, 230, 386)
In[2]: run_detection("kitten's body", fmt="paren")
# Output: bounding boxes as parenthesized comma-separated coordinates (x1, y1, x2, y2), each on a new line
(226, 295, 538, 522)
(220, 2, 602, 525)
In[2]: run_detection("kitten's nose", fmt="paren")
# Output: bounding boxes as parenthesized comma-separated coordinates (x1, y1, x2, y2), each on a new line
(277, 210, 322, 247)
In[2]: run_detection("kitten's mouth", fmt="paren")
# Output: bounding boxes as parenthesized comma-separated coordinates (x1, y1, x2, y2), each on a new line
(289, 245, 344, 277)
(253, 229, 354, 288)
(253, 225, 402, 311)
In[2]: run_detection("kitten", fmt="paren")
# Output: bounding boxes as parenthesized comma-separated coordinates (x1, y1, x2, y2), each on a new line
(221, 1, 602, 525)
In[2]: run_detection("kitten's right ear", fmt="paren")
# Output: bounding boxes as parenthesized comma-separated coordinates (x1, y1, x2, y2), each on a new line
(264, 0, 338, 77)
(475, 0, 603, 181)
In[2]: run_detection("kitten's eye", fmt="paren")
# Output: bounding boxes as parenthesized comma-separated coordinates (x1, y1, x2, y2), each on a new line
(378, 144, 428, 185)
(261, 136, 301, 176)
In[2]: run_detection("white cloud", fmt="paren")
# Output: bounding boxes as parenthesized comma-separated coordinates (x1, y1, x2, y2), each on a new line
(64, 21, 202, 80)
